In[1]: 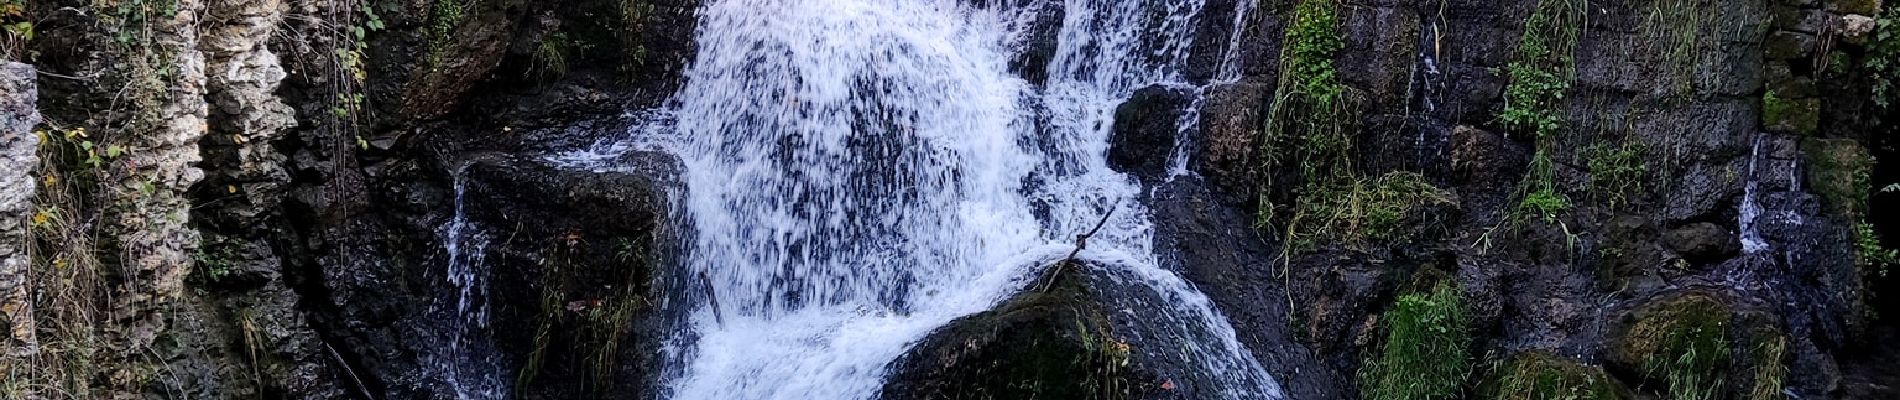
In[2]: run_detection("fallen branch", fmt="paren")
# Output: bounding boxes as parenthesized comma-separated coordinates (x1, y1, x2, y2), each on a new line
(699, 269, 724, 325)
(1040, 202, 1119, 292)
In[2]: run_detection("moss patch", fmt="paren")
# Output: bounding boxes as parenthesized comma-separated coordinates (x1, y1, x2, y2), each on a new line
(1610, 293, 1732, 400)
(1362, 281, 1470, 400)
(1484, 352, 1627, 400)
(1762, 89, 1820, 135)
(1801, 138, 1872, 216)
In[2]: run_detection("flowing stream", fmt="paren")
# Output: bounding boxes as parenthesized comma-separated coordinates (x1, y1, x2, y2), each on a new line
(610, 0, 1286, 398)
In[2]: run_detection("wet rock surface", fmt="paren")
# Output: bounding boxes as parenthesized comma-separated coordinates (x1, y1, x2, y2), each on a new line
(1109, 85, 1193, 181)
(881, 262, 1165, 400)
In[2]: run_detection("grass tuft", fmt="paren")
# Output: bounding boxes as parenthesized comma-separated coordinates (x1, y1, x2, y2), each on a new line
(1362, 282, 1470, 400)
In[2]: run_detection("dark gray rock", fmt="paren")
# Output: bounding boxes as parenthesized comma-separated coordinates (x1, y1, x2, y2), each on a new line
(1109, 85, 1193, 180)
(1009, 0, 1065, 85)
(1195, 82, 1269, 198)
(881, 262, 1166, 400)
(1664, 222, 1741, 264)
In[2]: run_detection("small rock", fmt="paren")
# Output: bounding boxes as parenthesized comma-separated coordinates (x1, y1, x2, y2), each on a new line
(1838, 14, 1877, 44)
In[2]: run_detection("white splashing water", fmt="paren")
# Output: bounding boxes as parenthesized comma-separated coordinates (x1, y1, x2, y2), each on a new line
(437, 167, 510, 400)
(1740, 136, 1769, 254)
(645, 0, 1283, 398)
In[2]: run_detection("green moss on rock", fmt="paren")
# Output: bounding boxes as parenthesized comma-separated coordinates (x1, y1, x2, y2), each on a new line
(1762, 89, 1819, 135)
(1484, 352, 1628, 400)
(1801, 138, 1873, 216)
(1610, 293, 1731, 400)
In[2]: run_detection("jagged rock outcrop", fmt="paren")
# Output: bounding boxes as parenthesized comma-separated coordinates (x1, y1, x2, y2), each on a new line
(1, 62, 40, 355)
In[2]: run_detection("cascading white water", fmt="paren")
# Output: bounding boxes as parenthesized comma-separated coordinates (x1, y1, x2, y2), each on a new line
(648, 0, 1284, 398)
(1740, 136, 1769, 254)
(437, 167, 510, 400)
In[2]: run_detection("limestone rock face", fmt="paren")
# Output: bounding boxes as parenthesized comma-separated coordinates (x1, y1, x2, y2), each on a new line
(200, 0, 296, 226)
(100, 2, 211, 388)
(0, 62, 41, 355)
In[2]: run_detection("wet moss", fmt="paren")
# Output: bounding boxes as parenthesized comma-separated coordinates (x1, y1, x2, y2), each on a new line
(1484, 352, 1627, 400)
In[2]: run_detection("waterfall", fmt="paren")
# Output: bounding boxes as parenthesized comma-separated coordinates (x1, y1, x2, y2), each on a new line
(641, 0, 1284, 398)
(436, 166, 510, 399)
(1740, 136, 1769, 254)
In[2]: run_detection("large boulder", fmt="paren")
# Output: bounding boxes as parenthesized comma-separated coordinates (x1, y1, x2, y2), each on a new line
(881, 262, 1165, 400)
(1109, 85, 1193, 181)
(459, 151, 680, 399)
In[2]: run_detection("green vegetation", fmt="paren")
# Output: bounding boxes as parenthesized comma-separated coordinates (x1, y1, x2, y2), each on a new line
(1259, 0, 1454, 253)
(1802, 138, 1873, 215)
(1486, 352, 1623, 400)
(1870, 6, 1899, 109)
(1762, 89, 1819, 135)
(1, 0, 29, 59)
(518, 234, 651, 394)
(1258, 0, 1348, 233)
(1638, 0, 1709, 94)
(1259, 0, 1347, 206)
(1857, 221, 1897, 278)
(1615, 294, 1731, 400)
(191, 242, 240, 284)
(1586, 138, 1647, 209)
(531, 32, 592, 81)
(1744, 326, 1787, 400)
(614, 0, 654, 76)
(1283, 172, 1457, 251)
(1362, 282, 1470, 400)
(426, 0, 471, 68)
(1490, 0, 1582, 235)
(5, 126, 113, 399)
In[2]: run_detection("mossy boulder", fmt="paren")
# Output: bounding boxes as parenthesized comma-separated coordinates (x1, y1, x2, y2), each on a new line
(880, 262, 1158, 400)
(1482, 352, 1630, 400)
(1801, 138, 1872, 216)
(1607, 292, 1788, 400)
(1609, 293, 1731, 400)
(1762, 89, 1820, 135)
